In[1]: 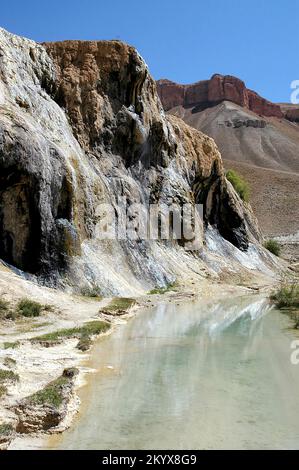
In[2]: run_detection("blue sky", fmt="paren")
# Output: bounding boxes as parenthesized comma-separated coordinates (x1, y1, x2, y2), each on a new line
(2, 0, 298, 102)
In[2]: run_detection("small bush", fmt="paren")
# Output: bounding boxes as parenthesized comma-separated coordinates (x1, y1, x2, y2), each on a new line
(148, 282, 178, 295)
(17, 299, 43, 317)
(80, 285, 102, 299)
(77, 332, 92, 352)
(226, 169, 250, 202)
(101, 298, 136, 314)
(0, 369, 19, 383)
(0, 299, 9, 313)
(0, 385, 7, 398)
(28, 375, 69, 408)
(3, 357, 16, 368)
(264, 239, 281, 257)
(27, 369, 78, 408)
(0, 423, 13, 436)
(270, 283, 299, 309)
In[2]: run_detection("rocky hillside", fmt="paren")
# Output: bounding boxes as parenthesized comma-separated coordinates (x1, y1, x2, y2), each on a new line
(157, 75, 299, 242)
(0, 30, 274, 295)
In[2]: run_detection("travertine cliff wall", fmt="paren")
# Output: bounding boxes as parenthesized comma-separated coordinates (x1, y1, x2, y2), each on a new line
(0, 29, 264, 294)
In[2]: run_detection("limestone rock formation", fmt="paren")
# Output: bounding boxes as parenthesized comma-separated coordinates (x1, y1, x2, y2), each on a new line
(0, 29, 266, 294)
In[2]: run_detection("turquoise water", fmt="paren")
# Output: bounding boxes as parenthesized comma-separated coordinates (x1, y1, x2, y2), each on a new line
(52, 295, 299, 450)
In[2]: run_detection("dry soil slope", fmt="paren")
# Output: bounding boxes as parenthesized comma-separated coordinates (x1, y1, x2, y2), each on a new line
(165, 99, 299, 238)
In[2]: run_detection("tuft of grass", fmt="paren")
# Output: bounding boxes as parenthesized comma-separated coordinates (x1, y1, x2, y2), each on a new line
(4, 357, 16, 368)
(0, 423, 13, 436)
(77, 332, 92, 352)
(148, 282, 178, 295)
(3, 341, 19, 350)
(17, 298, 43, 318)
(0, 385, 8, 398)
(0, 298, 14, 321)
(264, 239, 281, 257)
(31, 320, 110, 345)
(101, 298, 136, 314)
(0, 369, 19, 383)
(80, 285, 102, 299)
(27, 376, 69, 408)
(226, 169, 250, 202)
(0, 298, 9, 313)
(27, 368, 78, 408)
(270, 283, 299, 309)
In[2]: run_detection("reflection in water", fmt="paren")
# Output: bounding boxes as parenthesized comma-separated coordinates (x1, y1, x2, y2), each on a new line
(52, 295, 299, 450)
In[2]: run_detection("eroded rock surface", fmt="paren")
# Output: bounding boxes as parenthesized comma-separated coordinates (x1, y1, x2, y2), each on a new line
(14, 368, 78, 434)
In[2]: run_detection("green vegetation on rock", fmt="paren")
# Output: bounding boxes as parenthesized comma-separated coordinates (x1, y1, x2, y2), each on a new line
(0, 297, 55, 322)
(101, 297, 136, 314)
(0, 385, 7, 398)
(76, 332, 92, 351)
(226, 169, 250, 202)
(271, 283, 299, 329)
(0, 299, 9, 313)
(0, 423, 13, 436)
(271, 283, 299, 309)
(80, 285, 103, 299)
(28, 375, 69, 408)
(3, 341, 19, 350)
(0, 369, 19, 383)
(31, 320, 110, 345)
(264, 239, 281, 257)
(17, 298, 43, 317)
(148, 282, 178, 295)
(3, 357, 16, 368)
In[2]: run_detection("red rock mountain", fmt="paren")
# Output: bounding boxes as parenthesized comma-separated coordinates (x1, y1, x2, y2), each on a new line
(157, 75, 284, 118)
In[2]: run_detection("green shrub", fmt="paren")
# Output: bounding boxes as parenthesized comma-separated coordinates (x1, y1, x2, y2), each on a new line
(226, 169, 250, 202)
(0, 369, 19, 383)
(4, 357, 16, 368)
(28, 376, 69, 408)
(270, 283, 299, 309)
(264, 239, 281, 257)
(3, 341, 19, 350)
(0, 299, 9, 313)
(77, 332, 92, 352)
(80, 285, 102, 298)
(27, 368, 78, 408)
(101, 298, 136, 314)
(0, 385, 7, 398)
(148, 282, 178, 295)
(17, 298, 43, 317)
(0, 423, 13, 436)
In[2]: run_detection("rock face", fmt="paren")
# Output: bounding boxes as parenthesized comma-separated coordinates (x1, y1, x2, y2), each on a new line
(15, 368, 78, 433)
(280, 104, 299, 123)
(0, 29, 265, 294)
(157, 75, 284, 118)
